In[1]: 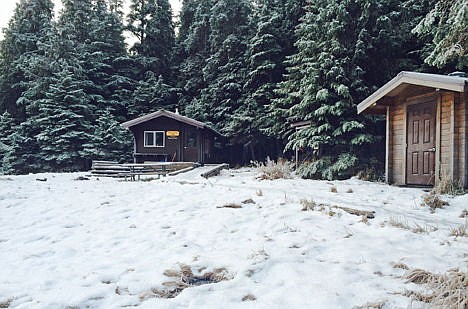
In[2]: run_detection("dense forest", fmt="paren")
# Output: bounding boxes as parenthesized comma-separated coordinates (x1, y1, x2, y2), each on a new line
(0, 0, 466, 178)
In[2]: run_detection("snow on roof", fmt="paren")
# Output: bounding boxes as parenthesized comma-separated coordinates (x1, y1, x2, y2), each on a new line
(121, 110, 206, 129)
(357, 71, 468, 114)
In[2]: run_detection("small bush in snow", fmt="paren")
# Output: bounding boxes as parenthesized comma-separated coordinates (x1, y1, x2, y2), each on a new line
(143, 264, 232, 300)
(421, 192, 448, 212)
(449, 223, 467, 237)
(300, 199, 316, 211)
(403, 268, 467, 308)
(255, 158, 293, 180)
(433, 174, 465, 195)
(388, 216, 411, 230)
(329, 186, 337, 193)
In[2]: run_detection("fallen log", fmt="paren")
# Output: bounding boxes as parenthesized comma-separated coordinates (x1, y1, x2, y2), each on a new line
(201, 163, 229, 179)
(331, 205, 375, 219)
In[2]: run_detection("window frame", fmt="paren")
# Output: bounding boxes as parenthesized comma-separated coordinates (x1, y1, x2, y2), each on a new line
(143, 131, 165, 148)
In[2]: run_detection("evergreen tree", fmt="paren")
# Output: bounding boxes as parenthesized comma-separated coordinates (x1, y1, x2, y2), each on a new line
(196, 0, 252, 134)
(127, 0, 175, 79)
(0, 0, 54, 120)
(0, 112, 16, 173)
(274, 0, 429, 180)
(129, 72, 178, 116)
(33, 64, 94, 171)
(413, 0, 467, 70)
(231, 0, 305, 160)
(177, 0, 213, 110)
(83, 109, 133, 162)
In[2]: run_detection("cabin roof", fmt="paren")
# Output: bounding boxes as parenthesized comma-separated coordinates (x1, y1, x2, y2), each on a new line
(357, 71, 468, 114)
(121, 110, 221, 135)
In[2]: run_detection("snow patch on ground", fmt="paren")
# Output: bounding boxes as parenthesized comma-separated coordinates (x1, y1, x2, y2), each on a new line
(0, 168, 466, 308)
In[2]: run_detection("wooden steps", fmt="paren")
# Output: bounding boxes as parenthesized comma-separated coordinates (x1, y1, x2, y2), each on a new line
(89, 161, 199, 180)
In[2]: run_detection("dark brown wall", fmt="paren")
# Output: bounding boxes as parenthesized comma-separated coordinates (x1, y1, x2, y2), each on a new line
(129, 116, 219, 163)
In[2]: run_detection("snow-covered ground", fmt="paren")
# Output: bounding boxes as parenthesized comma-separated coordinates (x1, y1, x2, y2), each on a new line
(0, 168, 466, 308)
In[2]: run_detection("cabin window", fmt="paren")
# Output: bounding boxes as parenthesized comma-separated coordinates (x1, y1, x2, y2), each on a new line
(144, 131, 165, 147)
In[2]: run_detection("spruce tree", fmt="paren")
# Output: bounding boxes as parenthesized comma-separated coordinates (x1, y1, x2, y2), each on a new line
(33, 64, 94, 171)
(0, 112, 16, 174)
(275, 0, 428, 180)
(0, 0, 54, 120)
(413, 0, 467, 70)
(127, 0, 175, 79)
(177, 0, 213, 110)
(197, 0, 252, 134)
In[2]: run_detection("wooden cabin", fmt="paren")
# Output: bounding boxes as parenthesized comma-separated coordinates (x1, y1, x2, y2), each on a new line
(357, 71, 468, 187)
(121, 110, 223, 163)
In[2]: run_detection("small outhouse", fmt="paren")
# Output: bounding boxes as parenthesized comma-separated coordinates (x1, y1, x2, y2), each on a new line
(357, 71, 468, 187)
(121, 110, 223, 163)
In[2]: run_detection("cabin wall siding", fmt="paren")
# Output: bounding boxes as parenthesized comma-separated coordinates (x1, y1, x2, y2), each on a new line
(456, 92, 467, 187)
(389, 103, 405, 185)
(439, 93, 453, 178)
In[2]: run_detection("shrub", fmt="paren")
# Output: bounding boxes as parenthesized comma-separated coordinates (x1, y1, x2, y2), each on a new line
(255, 157, 293, 180)
(450, 223, 467, 237)
(300, 199, 316, 211)
(421, 192, 448, 212)
(403, 268, 467, 308)
(433, 173, 465, 195)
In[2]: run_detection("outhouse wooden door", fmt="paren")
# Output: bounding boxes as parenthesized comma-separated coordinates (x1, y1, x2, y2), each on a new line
(406, 101, 436, 185)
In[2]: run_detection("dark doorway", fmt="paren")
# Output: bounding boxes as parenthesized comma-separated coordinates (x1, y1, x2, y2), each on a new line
(184, 130, 198, 162)
(406, 101, 436, 185)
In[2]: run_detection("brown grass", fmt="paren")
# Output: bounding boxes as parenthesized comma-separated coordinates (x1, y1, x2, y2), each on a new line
(421, 192, 448, 213)
(449, 223, 467, 237)
(141, 264, 232, 300)
(330, 186, 337, 193)
(388, 217, 411, 230)
(346, 188, 354, 193)
(392, 262, 410, 270)
(403, 268, 467, 308)
(255, 158, 293, 180)
(300, 199, 316, 211)
(433, 173, 465, 195)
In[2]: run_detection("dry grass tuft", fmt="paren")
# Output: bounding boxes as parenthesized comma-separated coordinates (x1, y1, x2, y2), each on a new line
(143, 264, 232, 300)
(346, 188, 354, 193)
(392, 262, 410, 270)
(217, 203, 242, 209)
(449, 223, 467, 237)
(412, 223, 438, 234)
(388, 216, 411, 230)
(403, 268, 467, 308)
(330, 186, 338, 193)
(352, 300, 386, 309)
(421, 192, 448, 213)
(255, 157, 293, 180)
(242, 294, 256, 301)
(300, 199, 316, 211)
(460, 209, 468, 218)
(255, 189, 263, 196)
(433, 174, 465, 195)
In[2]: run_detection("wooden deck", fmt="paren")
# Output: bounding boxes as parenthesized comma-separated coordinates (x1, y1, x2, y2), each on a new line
(90, 161, 200, 181)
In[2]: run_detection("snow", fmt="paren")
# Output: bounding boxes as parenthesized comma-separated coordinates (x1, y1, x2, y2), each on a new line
(0, 168, 466, 308)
